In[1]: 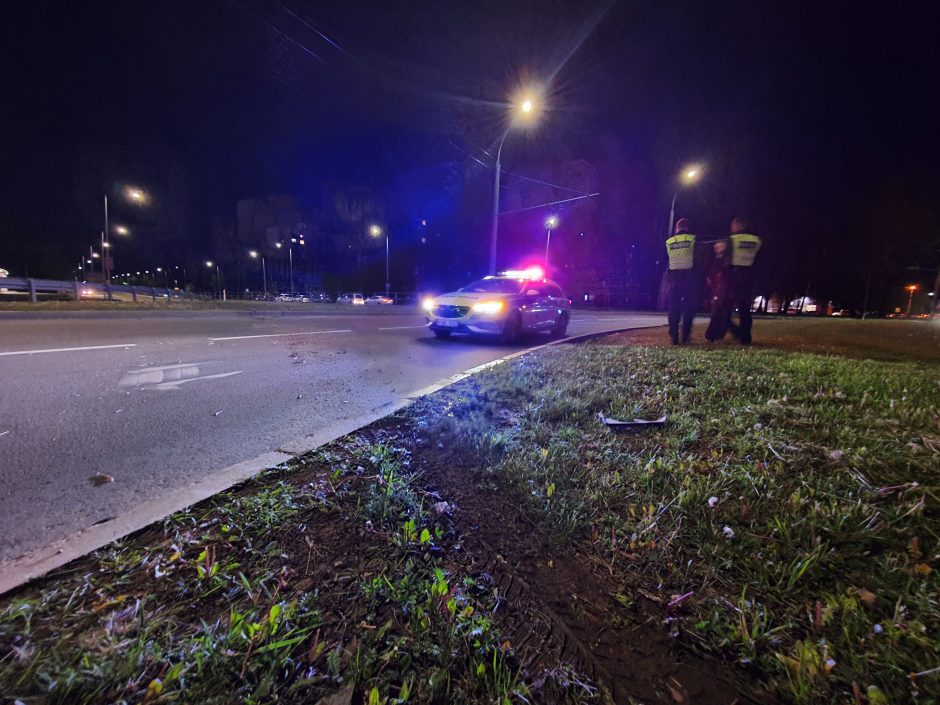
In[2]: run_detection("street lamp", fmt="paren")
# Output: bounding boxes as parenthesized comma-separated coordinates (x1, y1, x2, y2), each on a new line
(489, 87, 543, 275)
(249, 249, 268, 297)
(206, 260, 222, 299)
(667, 164, 704, 237)
(544, 215, 559, 265)
(905, 284, 919, 317)
(101, 185, 147, 287)
(369, 224, 390, 297)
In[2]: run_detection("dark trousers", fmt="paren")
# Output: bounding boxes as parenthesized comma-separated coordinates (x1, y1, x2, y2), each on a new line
(706, 297, 733, 341)
(729, 267, 755, 344)
(667, 269, 697, 343)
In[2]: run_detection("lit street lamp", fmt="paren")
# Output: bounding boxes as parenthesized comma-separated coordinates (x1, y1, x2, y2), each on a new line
(905, 284, 919, 317)
(206, 260, 222, 299)
(249, 250, 267, 296)
(277, 236, 304, 295)
(101, 185, 146, 287)
(667, 164, 703, 237)
(490, 88, 542, 275)
(544, 215, 559, 265)
(369, 224, 390, 297)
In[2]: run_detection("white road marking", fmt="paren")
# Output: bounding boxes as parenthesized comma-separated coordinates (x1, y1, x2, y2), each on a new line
(132, 361, 220, 373)
(0, 343, 137, 357)
(150, 370, 243, 390)
(378, 325, 428, 330)
(208, 329, 352, 342)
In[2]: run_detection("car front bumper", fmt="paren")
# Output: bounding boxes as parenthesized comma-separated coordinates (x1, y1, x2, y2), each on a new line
(426, 316, 504, 335)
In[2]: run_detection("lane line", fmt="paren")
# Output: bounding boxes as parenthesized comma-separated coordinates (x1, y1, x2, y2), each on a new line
(209, 329, 352, 342)
(378, 325, 428, 330)
(0, 343, 137, 357)
(151, 370, 243, 390)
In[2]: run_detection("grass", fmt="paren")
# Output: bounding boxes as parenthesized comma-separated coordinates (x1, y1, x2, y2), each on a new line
(419, 318, 940, 703)
(1, 316, 937, 704)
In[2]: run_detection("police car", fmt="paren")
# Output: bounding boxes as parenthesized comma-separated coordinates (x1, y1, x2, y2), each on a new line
(422, 267, 570, 342)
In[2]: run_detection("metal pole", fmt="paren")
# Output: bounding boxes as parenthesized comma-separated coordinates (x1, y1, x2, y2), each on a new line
(289, 246, 294, 294)
(385, 235, 390, 298)
(488, 130, 510, 275)
(217, 265, 222, 299)
(906, 287, 915, 317)
(544, 227, 552, 265)
(262, 256, 267, 296)
(103, 195, 111, 285)
(861, 268, 871, 319)
(667, 191, 678, 238)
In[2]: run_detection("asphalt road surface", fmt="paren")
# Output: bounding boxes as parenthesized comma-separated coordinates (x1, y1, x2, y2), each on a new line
(0, 310, 664, 563)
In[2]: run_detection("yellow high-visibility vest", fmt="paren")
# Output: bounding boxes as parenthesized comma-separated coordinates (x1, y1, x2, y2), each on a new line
(730, 233, 762, 267)
(665, 233, 696, 270)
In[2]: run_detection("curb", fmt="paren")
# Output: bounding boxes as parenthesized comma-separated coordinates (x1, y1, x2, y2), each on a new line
(0, 323, 658, 596)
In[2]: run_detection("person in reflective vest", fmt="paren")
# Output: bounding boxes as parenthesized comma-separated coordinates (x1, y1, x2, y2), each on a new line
(665, 217, 699, 344)
(727, 217, 763, 344)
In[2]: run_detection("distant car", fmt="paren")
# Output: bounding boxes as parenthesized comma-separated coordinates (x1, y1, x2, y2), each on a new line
(422, 267, 570, 342)
(337, 293, 365, 305)
(831, 309, 853, 317)
(309, 292, 333, 303)
(365, 295, 394, 305)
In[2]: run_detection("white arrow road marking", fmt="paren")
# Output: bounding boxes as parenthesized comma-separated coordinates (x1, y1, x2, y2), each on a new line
(150, 370, 243, 390)
(208, 329, 351, 342)
(0, 343, 137, 357)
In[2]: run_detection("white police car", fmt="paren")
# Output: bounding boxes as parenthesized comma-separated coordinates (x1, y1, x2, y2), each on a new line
(422, 267, 570, 342)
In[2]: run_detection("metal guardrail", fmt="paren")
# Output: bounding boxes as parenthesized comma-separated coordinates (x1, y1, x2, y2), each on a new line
(0, 277, 193, 303)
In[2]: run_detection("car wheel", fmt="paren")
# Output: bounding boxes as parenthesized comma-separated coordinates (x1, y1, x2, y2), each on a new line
(551, 311, 569, 338)
(501, 311, 522, 343)
(433, 329, 452, 340)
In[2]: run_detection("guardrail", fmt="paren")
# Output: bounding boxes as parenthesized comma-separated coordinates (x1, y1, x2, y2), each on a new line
(0, 277, 194, 303)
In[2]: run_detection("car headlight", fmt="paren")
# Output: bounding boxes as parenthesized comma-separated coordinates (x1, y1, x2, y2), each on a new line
(421, 298, 436, 312)
(472, 301, 504, 315)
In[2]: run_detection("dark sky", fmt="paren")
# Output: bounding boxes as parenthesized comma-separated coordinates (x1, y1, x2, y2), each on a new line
(1, 0, 937, 308)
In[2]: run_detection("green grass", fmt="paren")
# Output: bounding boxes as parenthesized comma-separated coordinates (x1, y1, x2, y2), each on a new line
(421, 321, 940, 703)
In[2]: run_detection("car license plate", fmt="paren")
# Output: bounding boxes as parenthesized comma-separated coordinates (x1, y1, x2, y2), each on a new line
(436, 318, 458, 328)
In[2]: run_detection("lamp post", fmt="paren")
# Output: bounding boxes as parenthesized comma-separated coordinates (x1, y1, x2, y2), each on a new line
(666, 165, 703, 237)
(102, 185, 146, 288)
(249, 250, 267, 296)
(489, 91, 541, 275)
(905, 284, 919, 317)
(369, 224, 389, 297)
(206, 261, 222, 299)
(543, 215, 559, 265)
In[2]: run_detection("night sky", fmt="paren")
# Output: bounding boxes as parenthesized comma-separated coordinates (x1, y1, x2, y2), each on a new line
(1, 1, 937, 310)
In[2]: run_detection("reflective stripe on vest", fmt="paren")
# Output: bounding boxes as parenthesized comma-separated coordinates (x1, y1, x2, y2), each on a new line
(730, 233, 762, 267)
(665, 233, 696, 270)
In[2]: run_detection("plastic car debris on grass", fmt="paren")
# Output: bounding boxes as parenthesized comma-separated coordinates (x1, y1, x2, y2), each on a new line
(596, 412, 667, 431)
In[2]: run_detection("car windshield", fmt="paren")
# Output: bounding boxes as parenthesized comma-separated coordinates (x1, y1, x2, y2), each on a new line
(459, 278, 523, 294)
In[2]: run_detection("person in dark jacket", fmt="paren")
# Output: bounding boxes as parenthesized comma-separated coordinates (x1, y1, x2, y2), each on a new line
(705, 236, 734, 341)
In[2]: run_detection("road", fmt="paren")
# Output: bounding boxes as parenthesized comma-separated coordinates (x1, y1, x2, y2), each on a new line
(0, 310, 664, 565)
